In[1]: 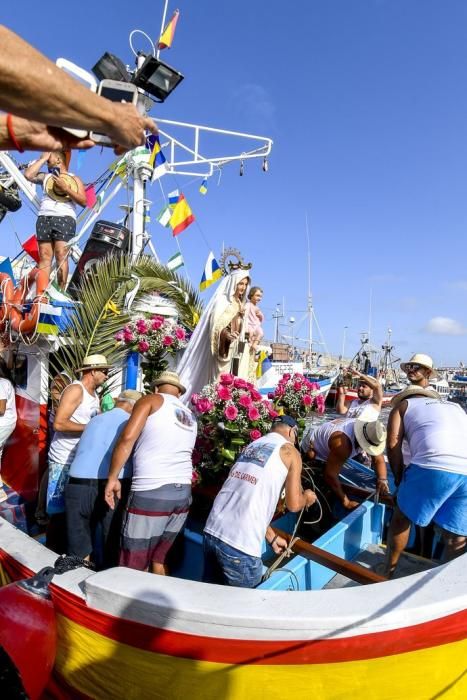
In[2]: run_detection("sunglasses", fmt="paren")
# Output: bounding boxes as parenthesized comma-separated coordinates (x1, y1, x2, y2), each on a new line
(405, 363, 423, 371)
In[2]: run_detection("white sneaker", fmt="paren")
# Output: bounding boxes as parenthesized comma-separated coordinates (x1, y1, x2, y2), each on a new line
(0, 487, 8, 503)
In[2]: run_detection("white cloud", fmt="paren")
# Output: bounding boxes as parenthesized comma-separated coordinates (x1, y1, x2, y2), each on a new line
(424, 316, 467, 336)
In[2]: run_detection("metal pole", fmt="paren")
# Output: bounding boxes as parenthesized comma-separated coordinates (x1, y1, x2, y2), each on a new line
(156, 0, 170, 60)
(341, 326, 348, 362)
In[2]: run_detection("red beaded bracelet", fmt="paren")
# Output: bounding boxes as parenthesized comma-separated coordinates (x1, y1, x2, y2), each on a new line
(6, 114, 24, 153)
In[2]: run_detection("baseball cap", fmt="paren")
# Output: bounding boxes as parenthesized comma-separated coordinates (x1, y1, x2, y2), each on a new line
(272, 415, 298, 429)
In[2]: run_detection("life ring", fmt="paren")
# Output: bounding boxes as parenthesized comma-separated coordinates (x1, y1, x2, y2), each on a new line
(10, 267, 49, 335)
(0, 272, 14, 329)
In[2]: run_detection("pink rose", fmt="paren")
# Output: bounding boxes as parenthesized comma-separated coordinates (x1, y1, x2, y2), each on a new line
(191, 468, 201, 485)
(234, 377, 248, 389)
(248, 406, 260, 421)
(246, 382, 254, 390)
(151, 316, 164, 330)
(175, 327, 186, 340)
(224, 404, 239, 421)
(115, 330, 124, 341)
(250, 429, 262, 441)
(217, 385, 232, 401)
(136, 319, 148, 333)
(219, 373, 235, 385)
(123, 331, 134, 342)
(250, 389, 262, 401)
(192, 450, 202, 467)
(282, 373, 291, 381)
(268, 409, 279, 419)
(293, 381, 302, 391)
(238, 393, 252, 408)
(138, 340, 150, 352)
(191, 393, 200, 406)
(197, 398, 213, 414)
(163, 335, 174, 346)
(275, 386, 285, 397)
(267, 392, 274, 399)
(302, 394, 312, 406)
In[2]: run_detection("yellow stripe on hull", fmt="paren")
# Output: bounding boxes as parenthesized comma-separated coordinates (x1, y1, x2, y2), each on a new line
(56, 614, 467, 700)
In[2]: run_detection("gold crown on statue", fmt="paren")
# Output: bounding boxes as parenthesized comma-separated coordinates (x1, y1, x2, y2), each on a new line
(219, 248, 252, 276)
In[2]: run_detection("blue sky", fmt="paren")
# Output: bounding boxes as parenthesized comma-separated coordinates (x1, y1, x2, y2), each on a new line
(3, 0, 467, 365)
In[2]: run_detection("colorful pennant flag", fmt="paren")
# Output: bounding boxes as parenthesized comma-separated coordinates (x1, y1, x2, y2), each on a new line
(158, 9, 180, 49)
(199, 178, 208, 195)
(85, 184, 97, 209)
(170, 194, 195, 236)
(168, 189, 180, 209)
(0, 257, 15, 283)
(37, 302, 62, 336)
(21, 235, 40, 264)
(148, 135, 166, 168)
(157, 206, 172, 227)
(167, 252, 184, 271)
(199, 252, 222, 291)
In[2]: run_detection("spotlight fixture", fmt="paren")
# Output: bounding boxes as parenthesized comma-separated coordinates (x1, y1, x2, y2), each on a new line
(92, 52, 130, 82)
(132, 54, 184, 103)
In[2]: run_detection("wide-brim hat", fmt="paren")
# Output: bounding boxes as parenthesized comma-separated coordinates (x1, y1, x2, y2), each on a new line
(354, 405, 387, 457)
(45, 173, 79, 202)
(400, 353, 438, 379)
(390, 385, 440, 408)
(76, 354, 111, 372)
(153, 371, 186, 395)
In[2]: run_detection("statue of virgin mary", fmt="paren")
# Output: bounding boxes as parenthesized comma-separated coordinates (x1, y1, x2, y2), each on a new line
(177, 268, 251, 401)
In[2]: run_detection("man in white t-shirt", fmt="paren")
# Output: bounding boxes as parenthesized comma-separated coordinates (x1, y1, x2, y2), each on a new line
(0, 371, 17, 503)
(336, 369, 383, 419)
(203, 415, 316, 588)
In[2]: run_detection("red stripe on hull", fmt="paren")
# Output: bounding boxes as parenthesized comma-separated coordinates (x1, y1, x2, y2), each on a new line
(1, 550, 466, 666)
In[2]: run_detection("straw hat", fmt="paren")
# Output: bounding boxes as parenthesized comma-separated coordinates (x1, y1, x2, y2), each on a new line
(390, 385, 441, 408)
(400, 353, 438, 378)
(354, 405, 387, 457)
(76, 354, 111, 372)
(118, 389, 143, 402)
(153, 371, 186, 395)
(45, 173, 79, 202)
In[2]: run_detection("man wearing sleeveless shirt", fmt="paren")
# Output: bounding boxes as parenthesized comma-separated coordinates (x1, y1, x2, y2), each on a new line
(46, 354, 109, 550)
(105, 371, 197, 575)
(203, 415, 316, 588)
(25, 150, 86, 289)
(301, 407, 389, 508)
(385, 354, 467, 575)
(336, 369, 383, 419)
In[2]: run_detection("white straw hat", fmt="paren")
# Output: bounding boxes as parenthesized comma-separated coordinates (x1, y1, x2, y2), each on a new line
(354, 405, 387, 457)
(76, 354, 111, 372)
(400, 353, 438, 378)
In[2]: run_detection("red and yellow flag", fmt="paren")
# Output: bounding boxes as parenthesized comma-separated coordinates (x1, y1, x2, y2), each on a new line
(158, 10, 180, 50)
(169, 194, 195, 236)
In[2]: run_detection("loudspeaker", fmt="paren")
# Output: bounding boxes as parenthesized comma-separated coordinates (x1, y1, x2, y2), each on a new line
(68, 220, 130, 297)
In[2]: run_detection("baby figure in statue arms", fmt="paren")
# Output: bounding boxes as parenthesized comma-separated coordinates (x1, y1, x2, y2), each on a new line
(246, 286, 264, 351)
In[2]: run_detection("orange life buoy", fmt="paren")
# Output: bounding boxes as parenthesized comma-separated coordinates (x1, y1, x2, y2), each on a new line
(10, 267, 50, 335)
(0, 272, 14, 329)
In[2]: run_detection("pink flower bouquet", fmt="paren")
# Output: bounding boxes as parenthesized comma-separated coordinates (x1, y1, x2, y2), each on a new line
(270, 373, 325, 433)
(191, 374, 277, 479)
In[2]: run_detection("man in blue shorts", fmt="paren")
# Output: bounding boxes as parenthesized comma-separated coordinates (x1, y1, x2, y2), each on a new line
(385, 366, 467, 576)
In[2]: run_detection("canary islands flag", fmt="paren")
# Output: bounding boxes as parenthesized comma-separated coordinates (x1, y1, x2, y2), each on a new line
(168, 189, 180, 208)
(148, 135, 166, 168)
(169, 194, 195, 236)
(158, 9, 180, 50)
(199, 178, 208, 195)
(199, 252, 222, 291)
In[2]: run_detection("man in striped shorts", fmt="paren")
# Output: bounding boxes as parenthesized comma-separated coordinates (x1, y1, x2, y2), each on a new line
(105, 372, 197, 575)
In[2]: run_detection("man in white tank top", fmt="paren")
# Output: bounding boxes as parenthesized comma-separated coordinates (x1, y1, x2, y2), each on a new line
(203, 415, 317, 588)
(301, 406, 389, 509)
(105, 371, 197, 576)
(24, 150, 87, 289)
(336, 369, 383, 419)
(46, 354, 109, 550)
(385, 384, 467, 576)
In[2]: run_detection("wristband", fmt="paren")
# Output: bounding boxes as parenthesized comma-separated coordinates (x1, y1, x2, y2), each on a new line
(6, 114, 24, 153)
(377, 478, 389, 482)
(270, 534, 279, 547)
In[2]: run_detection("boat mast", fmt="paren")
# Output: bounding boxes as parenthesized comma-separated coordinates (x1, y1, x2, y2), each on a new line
(305, 212, 313, 363)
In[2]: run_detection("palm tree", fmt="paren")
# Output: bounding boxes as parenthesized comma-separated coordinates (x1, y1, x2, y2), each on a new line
(49, 253, 203, 386)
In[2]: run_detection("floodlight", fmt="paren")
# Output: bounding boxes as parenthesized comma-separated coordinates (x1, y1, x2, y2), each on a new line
(92, 53, 130, 82)
(132, 54, 184, 102)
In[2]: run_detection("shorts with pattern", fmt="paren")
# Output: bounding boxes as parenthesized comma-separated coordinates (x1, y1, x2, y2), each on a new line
(36, 215, 76, 242)
(120, 483, 192, 569)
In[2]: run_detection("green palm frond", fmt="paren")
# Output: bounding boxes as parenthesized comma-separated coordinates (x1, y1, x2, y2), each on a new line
(49, 253, 203, 381)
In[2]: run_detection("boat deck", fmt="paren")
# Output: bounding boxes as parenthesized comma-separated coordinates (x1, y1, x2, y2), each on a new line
(324, 544, 435, 589)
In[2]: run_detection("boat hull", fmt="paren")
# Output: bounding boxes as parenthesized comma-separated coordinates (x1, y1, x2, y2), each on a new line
(0, 518, 466, 699)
